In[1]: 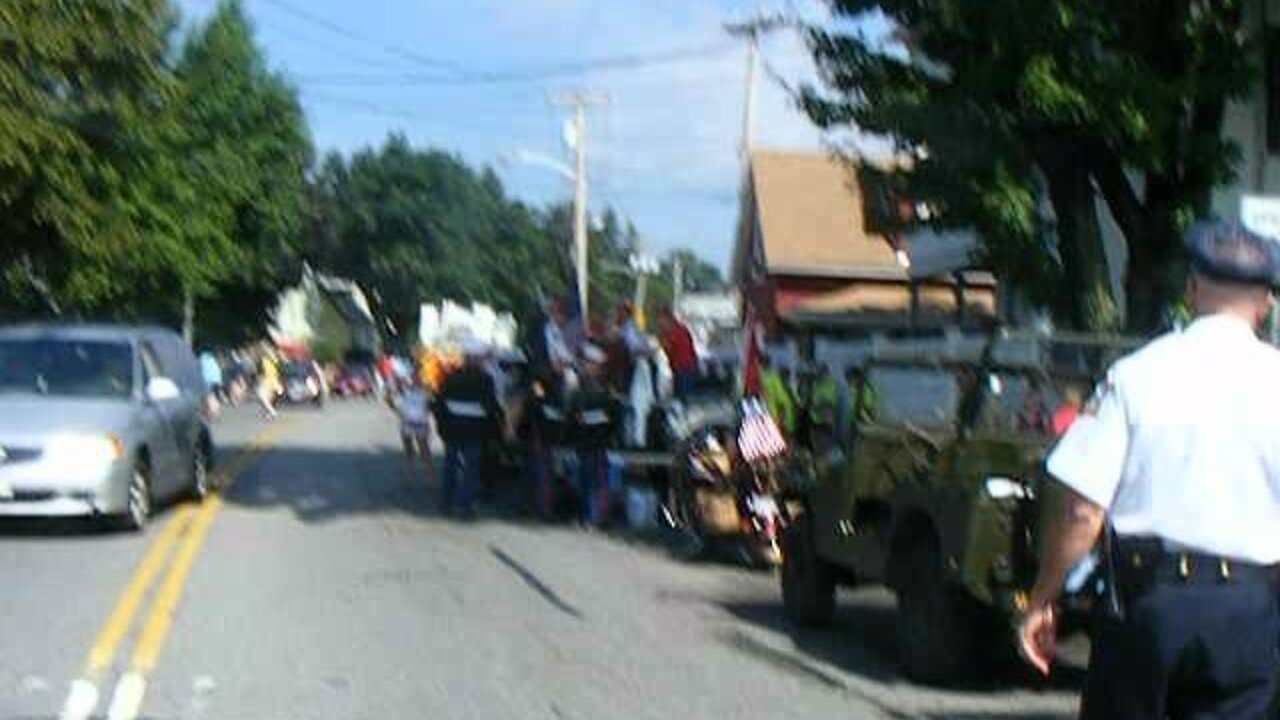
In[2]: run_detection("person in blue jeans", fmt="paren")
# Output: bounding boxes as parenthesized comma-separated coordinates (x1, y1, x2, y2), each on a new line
(442, 442, 482, 518)
(433, 339, 503, 520)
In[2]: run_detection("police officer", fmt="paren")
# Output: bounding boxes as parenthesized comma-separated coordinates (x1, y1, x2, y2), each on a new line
(1019, 220, 1280, 719)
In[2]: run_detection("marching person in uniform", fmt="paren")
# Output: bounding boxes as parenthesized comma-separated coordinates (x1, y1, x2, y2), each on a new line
(433, 339, 504, 520)
(569, 342, 623, 527)
(1019, 220, 1280, 719)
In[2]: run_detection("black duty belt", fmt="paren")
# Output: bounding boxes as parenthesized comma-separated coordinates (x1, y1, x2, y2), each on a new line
(1113, 537, 1279, 588)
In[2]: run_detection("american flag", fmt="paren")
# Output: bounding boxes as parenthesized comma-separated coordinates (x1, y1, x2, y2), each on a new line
(738, 399, 787, 463)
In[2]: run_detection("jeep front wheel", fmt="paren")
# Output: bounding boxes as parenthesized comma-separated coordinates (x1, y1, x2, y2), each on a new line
(780, 512, 835, 625)
(895, 542, 983, 684)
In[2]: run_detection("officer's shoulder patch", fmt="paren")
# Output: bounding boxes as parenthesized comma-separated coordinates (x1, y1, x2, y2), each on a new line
(1081, 378, 1115, 417)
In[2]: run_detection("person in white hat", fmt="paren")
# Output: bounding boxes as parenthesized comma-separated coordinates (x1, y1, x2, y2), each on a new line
(1020, 221, 1280, 718)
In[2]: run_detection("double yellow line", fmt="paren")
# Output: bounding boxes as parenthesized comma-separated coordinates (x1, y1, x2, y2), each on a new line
(61, 421, 286, 720)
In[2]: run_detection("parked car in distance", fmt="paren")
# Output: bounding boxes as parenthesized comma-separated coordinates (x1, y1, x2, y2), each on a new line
(280, 359, 328, 407)
(0, 324, 214, 530)
(334, 365, 376, 398)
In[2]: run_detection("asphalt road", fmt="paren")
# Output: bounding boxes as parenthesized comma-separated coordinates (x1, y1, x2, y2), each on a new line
(2, 400, 1083, 720)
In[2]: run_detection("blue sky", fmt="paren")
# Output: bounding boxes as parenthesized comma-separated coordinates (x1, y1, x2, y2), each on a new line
(179, 0, 873, 270)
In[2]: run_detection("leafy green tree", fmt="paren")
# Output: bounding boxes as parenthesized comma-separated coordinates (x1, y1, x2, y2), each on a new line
(803, 0, 1254, 332)
(0, 0, 184, 317)
(179, 0, 312, 347)
(307, 138, 728, 345)
(644, 249, 725, 319)
(0, 0, 311, 345)
(308, 137, 573, 340)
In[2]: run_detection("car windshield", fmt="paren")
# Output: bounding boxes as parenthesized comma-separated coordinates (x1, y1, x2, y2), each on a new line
(283, 361, 312, 379)
(970, 371, 1063, 436)
(864, 366, 960, 428)
(0, 338, 134, 399)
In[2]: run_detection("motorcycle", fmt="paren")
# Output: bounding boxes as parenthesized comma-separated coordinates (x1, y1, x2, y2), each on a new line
(665, 422, 789, 567)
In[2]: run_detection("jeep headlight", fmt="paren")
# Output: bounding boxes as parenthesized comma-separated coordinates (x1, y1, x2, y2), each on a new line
(983, 476, 1032, 501)
(44, 434, 125, 467)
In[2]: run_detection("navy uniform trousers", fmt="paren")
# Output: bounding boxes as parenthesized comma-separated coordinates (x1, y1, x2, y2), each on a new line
(1081, 560, 1279, 719)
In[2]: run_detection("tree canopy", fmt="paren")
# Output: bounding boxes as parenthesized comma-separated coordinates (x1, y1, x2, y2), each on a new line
(802, 0, 1255, 332)
(0, 0, 311, 344)
(305, 137, 722, 345)
(0, 1, 721, 348)
(179, 1, 312, 347)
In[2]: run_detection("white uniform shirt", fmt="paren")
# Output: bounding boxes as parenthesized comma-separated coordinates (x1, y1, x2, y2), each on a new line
(545, 321, 574, 367)
(1047, 314, 1280, 564)
(397, 387, 430, 427)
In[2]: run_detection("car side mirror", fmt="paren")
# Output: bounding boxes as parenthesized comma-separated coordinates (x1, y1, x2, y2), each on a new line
(145, 377, 181, 403)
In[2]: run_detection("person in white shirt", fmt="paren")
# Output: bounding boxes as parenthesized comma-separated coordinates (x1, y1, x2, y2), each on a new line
(1020, 220, 1280, 719)
(545, 302, 575, 370)
(394, 371, 435, 485)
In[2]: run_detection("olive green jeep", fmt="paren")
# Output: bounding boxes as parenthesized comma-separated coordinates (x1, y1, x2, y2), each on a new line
(778, 332, 1132, 684)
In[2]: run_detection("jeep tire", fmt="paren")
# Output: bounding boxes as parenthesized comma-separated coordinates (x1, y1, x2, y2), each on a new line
(895, 541, 984, 685)
(781, 512, 835, 625)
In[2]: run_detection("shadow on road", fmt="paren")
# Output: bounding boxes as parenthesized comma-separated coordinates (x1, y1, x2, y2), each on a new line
(719, 597, 900, 684)
(218, 442, 532, 525)
(0, 516, 106, 537)
(718, 596, 1087, 697)
(221, 443, 437, 523)
(0, 500, 190, 538)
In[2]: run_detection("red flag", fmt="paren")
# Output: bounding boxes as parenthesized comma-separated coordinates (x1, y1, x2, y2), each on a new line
(741, 304, 763, 397)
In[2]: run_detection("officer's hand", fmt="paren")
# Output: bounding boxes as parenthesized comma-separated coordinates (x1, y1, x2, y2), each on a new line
(1017, 602, 1057, 676)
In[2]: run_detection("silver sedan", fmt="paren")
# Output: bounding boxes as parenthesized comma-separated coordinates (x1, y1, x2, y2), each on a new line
(0, 325, 214, 530)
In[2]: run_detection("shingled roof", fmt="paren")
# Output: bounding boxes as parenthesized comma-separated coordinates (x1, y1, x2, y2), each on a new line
(738, 150, 903, 279)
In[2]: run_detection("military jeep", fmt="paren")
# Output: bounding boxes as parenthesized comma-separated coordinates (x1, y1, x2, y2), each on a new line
(778, 331, 1132, 684)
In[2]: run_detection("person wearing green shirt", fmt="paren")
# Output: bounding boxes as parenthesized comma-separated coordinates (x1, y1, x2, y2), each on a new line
(837, 365, 879, 442)
(804, 365, 846, 451)
(759, 354, 795, 437)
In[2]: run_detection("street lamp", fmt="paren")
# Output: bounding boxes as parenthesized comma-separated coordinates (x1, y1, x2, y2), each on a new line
(504, 149, 575, 182)
(500, 147, 589, 327)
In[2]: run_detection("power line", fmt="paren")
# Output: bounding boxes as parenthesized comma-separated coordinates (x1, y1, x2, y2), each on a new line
(254, 17, 412, 71)
(295, 42, 736, 87)
(304, 92, 558, 138)
(305, 93, 426, 122)
(259, 0, 467, 75)
(261, 0, 734, 86)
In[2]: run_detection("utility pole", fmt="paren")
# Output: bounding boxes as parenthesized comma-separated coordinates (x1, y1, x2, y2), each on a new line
(725, 15, 786, 159)
(182, 287, 195, 345)
(550, 90, 608, 329)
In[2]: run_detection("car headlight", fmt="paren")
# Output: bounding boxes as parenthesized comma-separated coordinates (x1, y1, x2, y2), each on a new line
(983, 476, 1032, 501)
(44, 434, 125, 465)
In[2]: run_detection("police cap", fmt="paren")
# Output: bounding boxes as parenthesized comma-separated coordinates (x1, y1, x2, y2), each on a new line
(1185, 219, 1280, 286)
